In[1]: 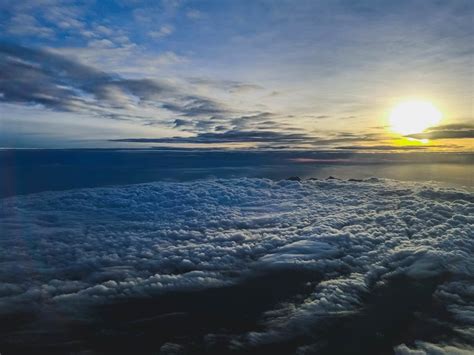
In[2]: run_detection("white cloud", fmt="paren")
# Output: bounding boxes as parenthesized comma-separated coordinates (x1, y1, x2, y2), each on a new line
(186, 9, 205, 20)
(7, 14, 56, 38)
(87, 38, 116, 48)
(95, 24, 114, 36)
(0, 178, 472, 351)
(395, 341, 474, 354)
(149, 24, 175, 39)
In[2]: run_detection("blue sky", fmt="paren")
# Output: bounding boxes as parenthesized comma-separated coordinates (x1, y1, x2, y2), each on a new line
(0, 0, 473, 149)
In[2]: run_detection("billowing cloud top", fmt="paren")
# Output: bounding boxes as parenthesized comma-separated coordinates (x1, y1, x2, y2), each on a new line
(0, 178, 472, 352)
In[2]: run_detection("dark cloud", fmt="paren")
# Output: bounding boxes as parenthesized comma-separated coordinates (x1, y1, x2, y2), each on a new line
(408, 130, 474, 139)
(229, 112, 275, 130)
(110, 129, 383, 147)
(111, 130, 312, 144)
(161, 112, 293, 138)
(336, 145, 432, 151)
(173, 118, 189, 128)
(0, 42, 226, 121)
(161, 95, 226, 117)
(187, 77, 264, 93)
(428, 123, 474, 131)
(407, 123, 474, 140)
(312, 133, 380, 145)
(0, 42, 106, 111)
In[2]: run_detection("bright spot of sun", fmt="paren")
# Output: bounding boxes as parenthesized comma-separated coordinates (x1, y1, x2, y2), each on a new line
(389, 100, 442, 135)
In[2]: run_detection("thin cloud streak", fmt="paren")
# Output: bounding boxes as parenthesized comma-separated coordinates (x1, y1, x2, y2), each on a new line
(407, 123, 474, 140)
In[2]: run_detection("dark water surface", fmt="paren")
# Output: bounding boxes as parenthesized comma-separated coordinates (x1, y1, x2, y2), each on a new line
(1, 149, 472, 197)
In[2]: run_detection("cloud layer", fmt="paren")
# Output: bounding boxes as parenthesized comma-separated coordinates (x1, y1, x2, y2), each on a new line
(0, 178, 472, 352)
(0, 42, 227, 123)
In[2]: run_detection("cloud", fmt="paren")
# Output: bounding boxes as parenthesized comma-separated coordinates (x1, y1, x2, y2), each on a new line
(186, 9, 205, 20)
(109, 126, 383, 147)
(0, 42, 226, 123)
(395, 341, 474, 354)
(87, 38, 116, 48)
(7, 14, 56, 38)
(429, 123, 474, 131)
(410, 131, 474, 140)
(336, 145, 435, 151)
(149, 24, 175, 39)
(0, 178, 472, 352)
(152, 51, 187, 65)
(2, 1, 88, 42)
(110, 130, 313, 144)
(229, 83, 264, 93)
(187, 77, 264, 93)
(407, 123, 474, 140)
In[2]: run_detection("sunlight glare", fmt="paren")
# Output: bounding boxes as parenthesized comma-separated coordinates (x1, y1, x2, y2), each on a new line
(389, 101, 442, 135)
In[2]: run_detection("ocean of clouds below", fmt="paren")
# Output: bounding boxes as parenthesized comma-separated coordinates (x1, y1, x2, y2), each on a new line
(0, 178, 473, 353)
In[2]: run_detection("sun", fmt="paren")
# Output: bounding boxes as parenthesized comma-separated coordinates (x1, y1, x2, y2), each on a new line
(389, 100, 442, 135)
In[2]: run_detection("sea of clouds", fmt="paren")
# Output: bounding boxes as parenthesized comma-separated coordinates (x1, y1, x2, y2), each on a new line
(0, 178, 472, 353)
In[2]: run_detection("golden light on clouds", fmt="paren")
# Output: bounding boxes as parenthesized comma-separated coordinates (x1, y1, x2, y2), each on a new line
(392, 137, 430, 147)
(389, 101, 442, 135)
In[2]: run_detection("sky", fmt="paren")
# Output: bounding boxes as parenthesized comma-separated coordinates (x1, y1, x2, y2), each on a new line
(0, 0, 473, 150)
